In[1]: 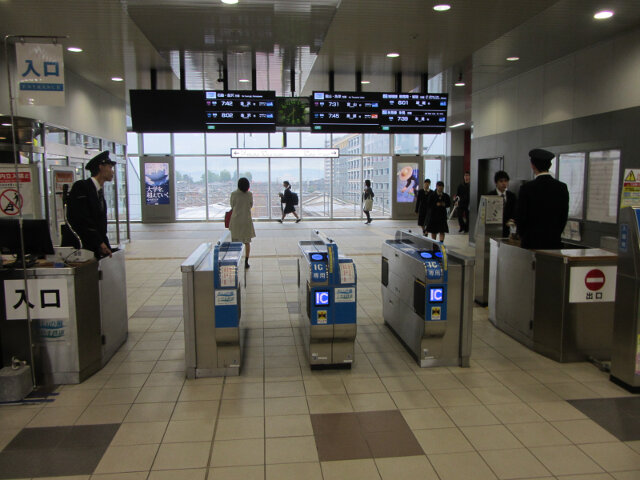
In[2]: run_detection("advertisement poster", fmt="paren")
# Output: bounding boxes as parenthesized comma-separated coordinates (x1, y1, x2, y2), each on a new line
(620, 169, 640, 208)
(144, 163, 170, 205)
(396, 163, 419, 203)
(15, 43, 65, 106)
(0, 167, 35, 218)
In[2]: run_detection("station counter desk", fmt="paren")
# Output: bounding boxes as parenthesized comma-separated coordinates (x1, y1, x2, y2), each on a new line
(489, 239, 616, 363)
(182, 235, 244, 378)
(297, 230, 357, 367)
(381, 230, 475, 367)
(0, 249, 128, 385)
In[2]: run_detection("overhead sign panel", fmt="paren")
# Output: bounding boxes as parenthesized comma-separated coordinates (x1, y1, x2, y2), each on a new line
(379, 93, 448, 133)
(311, 91, 380, 133)
(205, 90, 276, 132)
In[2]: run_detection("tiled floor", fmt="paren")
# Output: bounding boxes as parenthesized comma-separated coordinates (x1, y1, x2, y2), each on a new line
(1, 219, 639, 479)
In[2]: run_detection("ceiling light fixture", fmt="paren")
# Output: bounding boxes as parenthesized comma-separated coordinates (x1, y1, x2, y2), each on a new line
(594, 10, 614, 20)
(1, 123, 11, 127)
(454, 73, 465, 87)
(433, 4, 451, 12)
(67, 47, 83, 53)
(450, 122, 465, 128)
(506, 56, 520, 61)
(386, 52, 400, 58)
(111, 77, 124, 82)
(361, 80, 371, 84)
(238, 78, 250, 83)
(221, 0, 239, 4)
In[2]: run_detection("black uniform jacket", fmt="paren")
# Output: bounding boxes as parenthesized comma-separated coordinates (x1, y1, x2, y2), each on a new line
(516, 174, 569, 249)
(61, 178, 110, 254)
(456, 182, 470, 210)
(281, 188, 295, 214)
(415, 189, 432, 226)
(487, 189, 517, 237)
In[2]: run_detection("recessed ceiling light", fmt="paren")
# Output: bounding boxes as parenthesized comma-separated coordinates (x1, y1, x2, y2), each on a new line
(454, 81, 465, 87)
(221, 0, 239, 4)
(433, 4, 451, 12)
(506, 56, 520, 61)
(361, 80, 371, 84)
(594, 10, 614, 20)
(386, 52, 400, 58)
(67, 47, 83, 53)
(238, 78, 250, 83)
(111, 77, 124, 82)
(1, 123, 11, 127)
(0, 137, 6, 140)
(450, 122, 465, 128)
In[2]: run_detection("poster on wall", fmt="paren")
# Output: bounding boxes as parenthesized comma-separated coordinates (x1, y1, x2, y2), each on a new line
(15, 43, 65, 106)
(396, 163, 419, 203)
(0, 166, 36, 218)
(144, 163, 170, 205)
(53, 169, 74, 230)
(620, 169, 640, 208)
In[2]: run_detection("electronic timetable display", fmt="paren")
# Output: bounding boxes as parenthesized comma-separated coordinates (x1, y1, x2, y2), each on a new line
(311, 92, 381, 133)
(204, 90, 276, 132)
(380, 93, 448, 133)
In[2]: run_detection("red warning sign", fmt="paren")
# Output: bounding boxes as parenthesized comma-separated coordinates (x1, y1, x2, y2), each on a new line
(0, 188, 23, 216)
(584, 269, 606, 291)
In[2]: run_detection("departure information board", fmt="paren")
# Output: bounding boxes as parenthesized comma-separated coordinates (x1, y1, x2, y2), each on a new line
(204, 90, 276, 132)
(311, 92, 380, 133)
(380, 93, 448, 133)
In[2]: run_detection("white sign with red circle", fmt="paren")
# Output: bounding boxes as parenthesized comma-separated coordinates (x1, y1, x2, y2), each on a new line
(569, 266, 617, 303)
(0, 167, 36, 218)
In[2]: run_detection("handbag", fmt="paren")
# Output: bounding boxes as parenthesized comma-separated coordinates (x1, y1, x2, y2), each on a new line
(364, 198, 373, 212)
(224, 210, 232, 228)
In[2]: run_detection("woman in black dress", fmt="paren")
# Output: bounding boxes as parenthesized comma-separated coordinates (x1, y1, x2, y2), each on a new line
(415, 178, 432, 235)
(426, 181, 451, 242)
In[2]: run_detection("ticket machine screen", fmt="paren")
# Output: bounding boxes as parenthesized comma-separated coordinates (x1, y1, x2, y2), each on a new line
(315, 290, 330, 306)
(429, 287, 444, 303)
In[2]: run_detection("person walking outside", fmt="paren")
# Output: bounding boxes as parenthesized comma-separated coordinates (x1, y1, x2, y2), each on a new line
(278, 181, 301, 223)
(229, 177, 256, 269)
(426, 181, 452, 242)
(363, 179, 374, 224)
(415, 178, 432, 235)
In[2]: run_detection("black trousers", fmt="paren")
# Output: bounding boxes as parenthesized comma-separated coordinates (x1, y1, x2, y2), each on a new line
(458, 208, 469, 232)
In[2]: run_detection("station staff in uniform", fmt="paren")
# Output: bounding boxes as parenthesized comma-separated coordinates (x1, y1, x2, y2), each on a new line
(487, 170, 517, 238)
(516, 149, 569, 249)
(62, 150, 115, 257)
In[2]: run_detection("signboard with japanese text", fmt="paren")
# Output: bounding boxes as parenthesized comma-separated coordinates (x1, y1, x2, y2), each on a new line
(144, 162, 170, 205)
(4, 278, 69, 320)
(620, 169, 640, 208)
(0, 166, 37, 218)
(568, 266, 617, 303)
(52, 168, 75, 237)
(15, 43, 65, 106)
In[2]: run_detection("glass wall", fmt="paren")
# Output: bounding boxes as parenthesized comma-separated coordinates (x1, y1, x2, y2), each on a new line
(128, 131, 446, 220)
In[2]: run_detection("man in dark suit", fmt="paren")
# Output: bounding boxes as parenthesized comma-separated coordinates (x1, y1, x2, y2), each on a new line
(516, 149, 569, 249)
(61, 150, 115, 257)
(455, 171, 470, 233)
(487, 170, 517, 238)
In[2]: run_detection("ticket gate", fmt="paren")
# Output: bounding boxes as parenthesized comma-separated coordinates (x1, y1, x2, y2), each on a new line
(182, 233, 244, 378)
(611, 207, 640, 392)
(381, 230, 475, 367)
(297, 230, 357, 366)
(474, 195, 504, 305)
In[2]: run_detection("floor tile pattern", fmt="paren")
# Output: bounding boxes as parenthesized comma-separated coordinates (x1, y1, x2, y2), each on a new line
(568, 397, 640, 441)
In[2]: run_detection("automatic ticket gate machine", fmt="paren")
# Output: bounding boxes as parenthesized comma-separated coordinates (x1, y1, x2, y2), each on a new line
(382, 230, 474, 367)
(611, 207, 640, 392)
(475, 195, 505, 305)
(298, 230, 357, 366)
(182, 232, 244, 378)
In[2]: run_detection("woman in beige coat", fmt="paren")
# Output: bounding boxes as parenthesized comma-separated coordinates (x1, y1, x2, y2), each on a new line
(229, 177, 256, 269)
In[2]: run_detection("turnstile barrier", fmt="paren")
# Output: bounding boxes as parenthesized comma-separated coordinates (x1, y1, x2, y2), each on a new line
(182, 233, 244, 378)
(611, 207, 640, 392)
(381, 230, 474, 367)
(298, 230, 357, 366)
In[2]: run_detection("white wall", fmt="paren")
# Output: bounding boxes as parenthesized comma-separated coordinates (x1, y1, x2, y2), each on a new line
(0, 55, 127, 144)
(472, 28, 640, 139)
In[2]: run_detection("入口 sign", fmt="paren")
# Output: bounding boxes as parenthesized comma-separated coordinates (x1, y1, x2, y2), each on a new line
(15, 43, 65, 106)
(4, 279, 69, 320)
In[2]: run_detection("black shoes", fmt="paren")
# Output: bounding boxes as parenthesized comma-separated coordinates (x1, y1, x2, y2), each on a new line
(277, 219, 283, 223)
(295, 218, 301, 223)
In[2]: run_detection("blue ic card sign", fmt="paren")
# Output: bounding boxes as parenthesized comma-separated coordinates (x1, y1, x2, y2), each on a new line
(429, 287, 444, 303)
(311, 262, 327, 282)
(425, 260, 442, 280)
(215, 290, 237, 306)
(335, 287, 355, 303)
(315, 290, 330, 306)
(620, 224, 629, 253)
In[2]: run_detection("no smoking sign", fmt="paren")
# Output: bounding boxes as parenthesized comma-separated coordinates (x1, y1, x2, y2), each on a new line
(569, 266, 617, 303)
